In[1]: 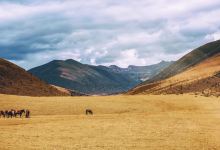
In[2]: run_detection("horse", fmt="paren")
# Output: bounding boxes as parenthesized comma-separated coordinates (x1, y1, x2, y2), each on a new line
(10, 109, 16, 117)
(0, 110, 5, 118)
(7, 110, 14, 118)
(86, 109, 93, 115)
(15, 109, 25, 118)
(5, 110, 9, 118)
(25, 109, 30, 118)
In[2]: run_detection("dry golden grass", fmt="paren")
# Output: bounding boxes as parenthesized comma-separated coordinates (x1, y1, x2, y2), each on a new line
(0, 94, 220, 149)
(163, 54, 220, 86)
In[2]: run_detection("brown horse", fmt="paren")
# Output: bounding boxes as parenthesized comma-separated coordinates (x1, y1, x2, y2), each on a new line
(15, 109, 25, 118)
(0, 110, 5, 118)
(86, 109, 93, 115)
(25, 109, 30, 118)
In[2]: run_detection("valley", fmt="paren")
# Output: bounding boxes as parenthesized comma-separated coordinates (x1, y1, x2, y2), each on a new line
(0, 94, 220, 150)
(1, 1, 220, 150)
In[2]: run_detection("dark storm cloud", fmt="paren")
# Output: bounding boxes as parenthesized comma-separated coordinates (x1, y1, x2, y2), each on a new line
(0, 12, 72, 60)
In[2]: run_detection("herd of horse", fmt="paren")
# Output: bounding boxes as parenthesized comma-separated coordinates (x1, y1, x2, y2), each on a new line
(0, 109, 30, 118)
(0, 109, 92, 118)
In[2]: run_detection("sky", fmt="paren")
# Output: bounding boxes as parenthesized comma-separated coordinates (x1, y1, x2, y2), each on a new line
(1, 0, 220, 69)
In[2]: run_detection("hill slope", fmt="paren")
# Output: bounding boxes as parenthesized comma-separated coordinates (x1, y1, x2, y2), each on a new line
(29, 60, 172, 95)
(146, 40, 220, 84)
(0, 58, 68, 96)
(128, 40, 220, 96)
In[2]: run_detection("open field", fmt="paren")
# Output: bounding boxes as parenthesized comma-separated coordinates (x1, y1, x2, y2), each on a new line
(0, 94, 220, 150)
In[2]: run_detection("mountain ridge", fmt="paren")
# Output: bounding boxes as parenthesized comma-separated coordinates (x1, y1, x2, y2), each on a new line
(29, 60, 172, 95)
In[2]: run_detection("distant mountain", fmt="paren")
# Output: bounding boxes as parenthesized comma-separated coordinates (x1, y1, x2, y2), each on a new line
(29, 59, 172, 95)
(128, 40, 220, 96)
(0, 58, 68, 96)
(109, 61, 174, 82)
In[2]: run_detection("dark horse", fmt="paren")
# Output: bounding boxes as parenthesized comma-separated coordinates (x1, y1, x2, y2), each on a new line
(7, 110, 14, 118)
(15, 109, 25, 118)
(4, 110, 13, 118)
(5, 110, 9, 118)
(86, 109, 93, 115)
(0, 110, 5, 118)
(25, 109, 30, 118)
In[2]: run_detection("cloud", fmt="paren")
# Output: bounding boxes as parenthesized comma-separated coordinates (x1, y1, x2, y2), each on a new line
(0, 0, 220, 69)
(11, 49, 82, 69)
(213, 32, 220, 41)
(102, 49, 146, 67)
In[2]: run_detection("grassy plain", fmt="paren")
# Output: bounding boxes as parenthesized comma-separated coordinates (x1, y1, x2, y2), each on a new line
(0, 94, 220, 150)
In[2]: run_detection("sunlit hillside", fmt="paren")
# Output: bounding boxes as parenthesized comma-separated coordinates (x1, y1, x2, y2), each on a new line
(128, 54, 220, 96)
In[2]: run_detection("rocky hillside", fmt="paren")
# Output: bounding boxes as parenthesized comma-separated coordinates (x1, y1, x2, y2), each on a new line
(0, 58, 68, 96)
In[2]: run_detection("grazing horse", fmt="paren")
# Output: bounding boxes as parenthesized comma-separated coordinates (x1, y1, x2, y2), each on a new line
(16, 109, 25, 118)
(11, 109, 16, 117)
(5, 110, 9, 118)
(7, 110, 13, 118)
(25, 110, 30, 118)
(0, 110, 5, 118)
(86, 109, 93, 115)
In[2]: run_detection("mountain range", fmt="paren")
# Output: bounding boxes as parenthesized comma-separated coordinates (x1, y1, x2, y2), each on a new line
(1, 39, 219, 97)
(28, 60, 172, 95)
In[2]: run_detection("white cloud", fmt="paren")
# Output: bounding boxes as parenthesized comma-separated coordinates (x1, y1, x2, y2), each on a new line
(11, 50, 82, 69)
(213, 31, 220, 41)
(103, 49, 146, 67)
(205, 31, 220, 41)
